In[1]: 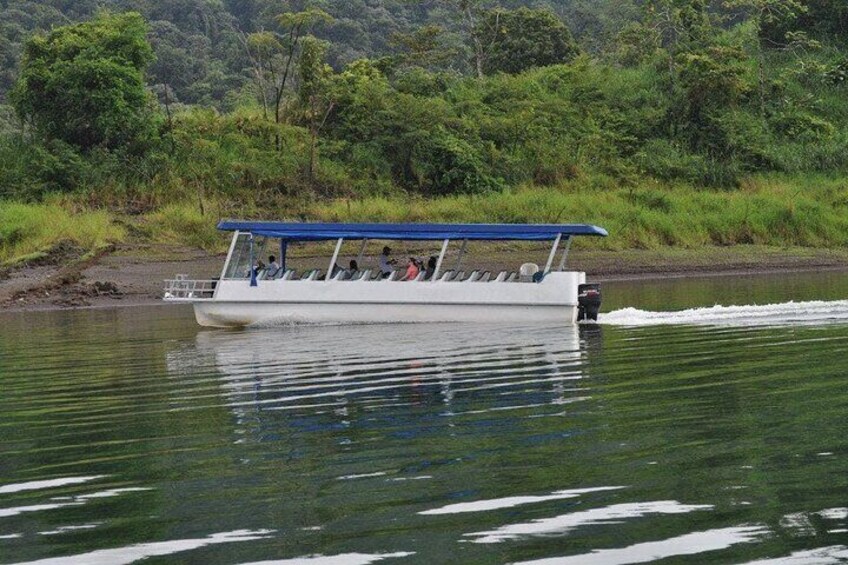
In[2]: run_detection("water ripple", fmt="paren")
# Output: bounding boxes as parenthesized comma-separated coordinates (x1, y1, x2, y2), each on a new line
(419, 486, 624, 515)
(0, 476, 107, 495)
(235, 553, 414, 564)
(513, 525, 769, 564)
(464, 501, 715, 544)
(11, 529, 276, 565)
(2, 300, 848, 564)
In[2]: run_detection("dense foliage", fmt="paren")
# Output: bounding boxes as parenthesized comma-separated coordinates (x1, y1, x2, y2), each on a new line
(0, 0, 845, 232)
(0, 1, 637, 107)
(11, 12, 156, 153)
(477, 7, 580, 74)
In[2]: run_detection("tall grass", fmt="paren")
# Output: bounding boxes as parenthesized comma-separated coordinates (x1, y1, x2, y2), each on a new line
(144, 202, 229, 252)
(307, 175, 848, 250)
(0, 201, 125, 264)
(3, 173, 842, 264)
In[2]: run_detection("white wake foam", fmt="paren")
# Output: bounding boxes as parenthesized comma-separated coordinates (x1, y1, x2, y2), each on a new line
(600, 300, 848, 327)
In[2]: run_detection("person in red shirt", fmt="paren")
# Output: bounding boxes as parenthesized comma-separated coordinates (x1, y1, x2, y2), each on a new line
(402, 257, 420, 281)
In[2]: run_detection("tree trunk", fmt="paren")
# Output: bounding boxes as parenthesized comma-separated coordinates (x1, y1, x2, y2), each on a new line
(163, 83, 176, 156)
(306, 106, 318, 189)
(275, 25, 303, 151)
(464, 4, 484, 79)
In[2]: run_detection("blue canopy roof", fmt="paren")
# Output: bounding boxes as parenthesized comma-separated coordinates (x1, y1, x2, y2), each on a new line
(217, 221, 608, 241)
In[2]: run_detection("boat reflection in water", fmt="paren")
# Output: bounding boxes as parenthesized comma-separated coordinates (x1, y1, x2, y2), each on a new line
(166, 322, 599, 440)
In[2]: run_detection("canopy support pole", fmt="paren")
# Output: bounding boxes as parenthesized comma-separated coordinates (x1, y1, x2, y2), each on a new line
(356, 238, 368, 266)
(280, 240, 288, 272)
(557, 236, 572, 271)
(432, 239, 449, 282)
(249, 234, 257, 287)
(326, 238, 344, 281)
(544, 233, 562, 274)
(454, 239, 468, 272)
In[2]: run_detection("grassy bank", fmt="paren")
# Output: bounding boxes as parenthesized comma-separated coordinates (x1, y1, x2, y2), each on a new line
(306, 176, 848, 250)
(0, 174, 845, 267)
(0, 200, 124, 265)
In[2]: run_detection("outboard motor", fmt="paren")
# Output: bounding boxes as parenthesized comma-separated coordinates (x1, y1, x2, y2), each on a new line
(577, 283, 602, 322)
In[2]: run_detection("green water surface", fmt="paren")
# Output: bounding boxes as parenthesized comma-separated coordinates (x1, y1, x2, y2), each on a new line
(1, 271, 847, 564)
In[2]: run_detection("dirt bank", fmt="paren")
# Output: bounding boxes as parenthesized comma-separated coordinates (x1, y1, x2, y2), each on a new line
(0, 244, 223, 312)
(1, 243, 846, 313)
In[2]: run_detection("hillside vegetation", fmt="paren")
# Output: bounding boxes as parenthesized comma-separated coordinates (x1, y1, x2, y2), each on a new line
(0, 1, 846, 262)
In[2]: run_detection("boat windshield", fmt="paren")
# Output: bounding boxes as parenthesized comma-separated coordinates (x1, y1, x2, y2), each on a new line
(223, 233, 268, 280)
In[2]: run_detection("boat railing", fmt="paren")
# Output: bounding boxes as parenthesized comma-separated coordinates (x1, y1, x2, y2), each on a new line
(202, 269, 528, 289)
(164, 276, 217, 299)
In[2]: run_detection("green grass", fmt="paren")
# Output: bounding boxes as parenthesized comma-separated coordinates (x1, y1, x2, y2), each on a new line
(0, 201, 125, 264)
(3, 173, 845, 270)
(143, 202, 229, 252)
(307, 175, 848, 250)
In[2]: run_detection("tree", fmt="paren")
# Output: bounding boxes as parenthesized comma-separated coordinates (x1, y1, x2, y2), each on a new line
(614, 22, 662, 67)
(147, 20, 210, 104)
(388, 25, 458, 72)
(475, 8, 580, 75)
(241, 7, 332, 150)
(733, 0, 841, 45)
(642, 0, 717, 100)
(10, 11, 156, 153)
(723, 0, 810, 114)
(438, 0, 489, 79)
(297, 36, 335, 188)
(803, 1, 848, 36)
(677, 45, 753, 157)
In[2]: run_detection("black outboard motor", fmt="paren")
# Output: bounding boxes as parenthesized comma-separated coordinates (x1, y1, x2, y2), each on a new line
(577, 283, 602, 322)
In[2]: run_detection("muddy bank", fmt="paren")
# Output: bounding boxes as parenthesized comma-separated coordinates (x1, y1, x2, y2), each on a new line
(0, 244, 223, 312)
(1, 243, 846, 313)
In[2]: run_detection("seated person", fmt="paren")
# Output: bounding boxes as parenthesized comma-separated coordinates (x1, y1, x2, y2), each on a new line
(252, 258, 266, 278)
(401, 257, 420, 281)
(332, 260, 359, 281)
(423, 256, 437, 280)
(266, 255, 281, 278)
(379, 246, 396, 278)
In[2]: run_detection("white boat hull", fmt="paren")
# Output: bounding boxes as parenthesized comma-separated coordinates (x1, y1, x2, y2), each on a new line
(193, 301, 578, 327)
(172, 271, 586, 328)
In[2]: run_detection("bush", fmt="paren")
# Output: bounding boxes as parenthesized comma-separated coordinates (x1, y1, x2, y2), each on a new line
(413, 128, 505, 195)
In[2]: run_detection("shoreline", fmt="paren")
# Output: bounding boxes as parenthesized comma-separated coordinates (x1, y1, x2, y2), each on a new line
(1, 243, 846, 314)
(595, 263, 848, 282)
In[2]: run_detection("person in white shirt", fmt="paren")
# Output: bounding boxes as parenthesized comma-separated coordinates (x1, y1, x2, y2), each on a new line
(266, 255, 280, 278)
(378, 246, 396, 278)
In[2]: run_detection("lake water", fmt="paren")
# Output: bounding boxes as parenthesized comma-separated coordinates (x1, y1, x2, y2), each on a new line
(2, 271, 848, 564)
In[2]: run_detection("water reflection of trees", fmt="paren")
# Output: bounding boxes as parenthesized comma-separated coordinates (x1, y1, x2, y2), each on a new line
(161, 318, 848, 561)
(162, 321, 610, 555)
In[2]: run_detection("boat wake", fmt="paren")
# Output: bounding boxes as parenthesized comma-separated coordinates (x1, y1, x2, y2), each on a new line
(600, 299, 848, 327)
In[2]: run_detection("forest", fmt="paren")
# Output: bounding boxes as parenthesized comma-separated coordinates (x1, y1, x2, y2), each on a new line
(0, 0, 847, 259)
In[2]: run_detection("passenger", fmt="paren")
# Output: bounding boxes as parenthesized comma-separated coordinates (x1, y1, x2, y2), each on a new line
(251, 258, 266, 279)
(401, 257, 420, 281)
(423, 256, 437, 280)
(333, 260, 359, 281)
(266, 255, 280, 278)
(379, 246, 396, 278)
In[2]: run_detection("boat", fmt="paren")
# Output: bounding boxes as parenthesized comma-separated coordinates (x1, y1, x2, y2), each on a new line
(163, 221, 608, 327)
